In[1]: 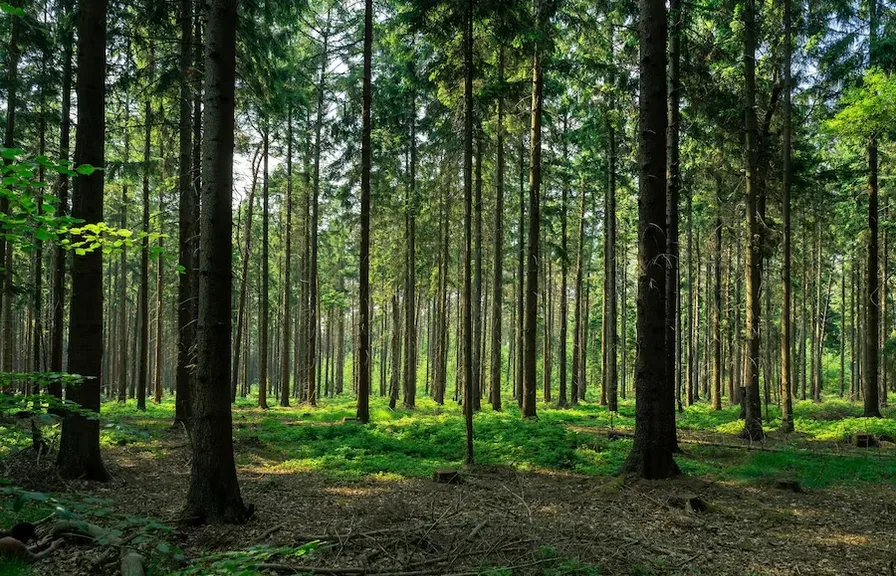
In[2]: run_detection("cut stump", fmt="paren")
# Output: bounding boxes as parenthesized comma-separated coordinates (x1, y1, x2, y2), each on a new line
(852, 433, 878, 448)
(432, 468, 462, 485)
(774, 479, 802, 493)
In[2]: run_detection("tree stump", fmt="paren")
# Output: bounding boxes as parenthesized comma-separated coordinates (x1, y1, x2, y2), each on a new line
(774, 479, 802, 493)
(432, 468, 462, 485)
(852, 433, 878, 448)
(120, 551, 145, 576)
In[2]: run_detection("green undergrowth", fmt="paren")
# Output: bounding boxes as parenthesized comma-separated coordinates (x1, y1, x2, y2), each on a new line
(96, 393, 896, 489)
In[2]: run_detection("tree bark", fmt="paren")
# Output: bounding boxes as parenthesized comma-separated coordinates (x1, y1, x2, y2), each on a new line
(357, 0, 373, 423)
(57, 0, 108, 482)
(666, 0, 682, 424)
(523, 0, 552, 419)
(489, 47, 506, 411)
(185, 0, 250, 524)
(280, 113, 294, 406)
(780, 0, 794, 430)
(742, 0, 765, 439)
(621, 0, 680, 479)
(50, 0, 74, 400)
(605, 119, 618, 412)
(462, 0, 475, 463)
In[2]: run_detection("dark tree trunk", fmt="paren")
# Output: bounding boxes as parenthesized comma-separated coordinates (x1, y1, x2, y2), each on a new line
(357, 0, 373, 423)
(666, 0, 682, 426)
(403, 88, 417, 409)
(516, 137, 525, 407)
(138, 49, 154, 412)
(258, 127, 270, 410)
(780, 0, 794, 430)
(57, 0, 108, 482)
(620, 0, 680, 479)
(489, 47, 506, 411)
(523, 0, 552, 419)
(472, 132, 483, 412)
(389, 293, 401, 409)
(742, 0, 765, 439)
(280, 114, 294, 407)
(50, 0, 74, 399)
(185, 0, 250, 524)
(712, 178, 722, 410)
(462, 0, 475, 463)
(0, 0, 22, 370)
(558, 117, 569, 408)
(605, 120, 618, 412)
(571, 180, 586, 406)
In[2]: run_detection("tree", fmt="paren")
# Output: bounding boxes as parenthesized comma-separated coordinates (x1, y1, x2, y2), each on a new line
(357, 0, 373, 424)
(523, 0, 555, 420)
(462, 0, 475, 463)
(57, 0, 109, 482)
(258, 126, 270, 410)
(741, 0, 765, 440)
(184, 0, 251, 524)
(488, 46, 506, 412)
(138, 47, 154, 412)
(280, 112, 294, 407)
(780, 0, 795, 431)
(620, 0, 680, 479)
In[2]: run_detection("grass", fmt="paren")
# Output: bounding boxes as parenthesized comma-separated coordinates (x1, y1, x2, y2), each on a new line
(94, 393, 896, 489)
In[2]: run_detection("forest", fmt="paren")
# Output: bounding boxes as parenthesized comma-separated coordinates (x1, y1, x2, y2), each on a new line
(1, 0, 895, 573)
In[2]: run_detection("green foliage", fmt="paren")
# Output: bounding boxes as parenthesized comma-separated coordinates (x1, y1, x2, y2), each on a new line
(168, 542, 319, 576)
(107, 395, 896, 489)
(828, 69, 896, 140)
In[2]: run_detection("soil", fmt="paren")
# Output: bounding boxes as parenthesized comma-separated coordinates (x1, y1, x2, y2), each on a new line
(12, 430, 896, 576)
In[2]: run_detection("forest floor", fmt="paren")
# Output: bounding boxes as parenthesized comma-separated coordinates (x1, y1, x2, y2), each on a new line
(3, 396, 896, 576)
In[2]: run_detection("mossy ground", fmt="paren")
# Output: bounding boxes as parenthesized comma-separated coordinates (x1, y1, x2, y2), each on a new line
(3, 394, 895, 575)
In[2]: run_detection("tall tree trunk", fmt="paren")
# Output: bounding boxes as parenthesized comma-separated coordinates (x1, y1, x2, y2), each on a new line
(258, 126, 270, 410)
(309, 13, 331, 407)
(0, 0, 22, 371)
(516, 138, 525, 407)
(50, 0, 74, 400)
(280, 114, 294, 407)
(489, 47, 506, 411)
(605, 120, 618, 412)
(357, 0, 373, 423)
(712, 177, 722, 410)
(154, 131, 166, 404)
(571, 180, 586, 406)
(666, 0, 682, 425)
(686, 188, 695, 406)
(57, 0, 108, 481)
(462, 0, 475, 463)
(780, 0, 794, 430)
(174, 0, 195, 424)
(742, 0, 764, 439)
(118, 108, 130, 403)
(185, 0, 250, 524)
(138, 48, 155, 412)
(403, 88, 417, 408)
(621, 0, 680, 479)
(472, 132, 484, 411)
(558, 116, 568, 408)
(523, 0, 552, 419)
(389, 293, 401, 409)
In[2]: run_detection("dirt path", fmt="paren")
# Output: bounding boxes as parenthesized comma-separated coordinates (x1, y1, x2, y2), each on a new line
(20, 431, 895, 576)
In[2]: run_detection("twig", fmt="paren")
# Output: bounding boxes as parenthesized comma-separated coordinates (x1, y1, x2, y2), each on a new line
(258, 522, 287, 543)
